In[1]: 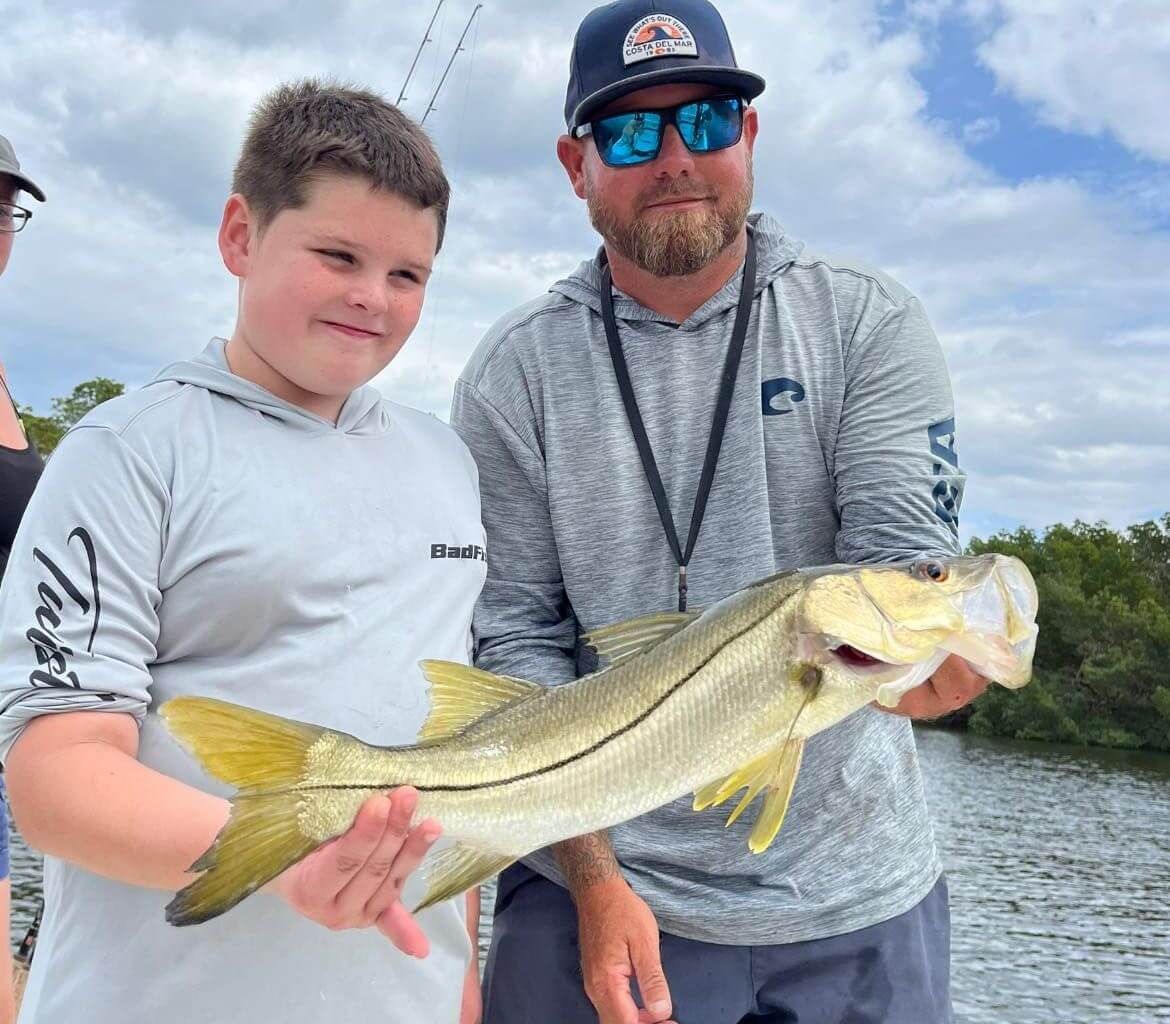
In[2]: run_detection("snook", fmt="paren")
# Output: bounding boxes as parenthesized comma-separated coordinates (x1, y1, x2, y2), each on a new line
(161, 553, 1038, 926)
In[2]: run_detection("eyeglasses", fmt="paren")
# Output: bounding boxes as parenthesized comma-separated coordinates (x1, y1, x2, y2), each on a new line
(573, 96, 745, 168)
(0, 202, 32, 234)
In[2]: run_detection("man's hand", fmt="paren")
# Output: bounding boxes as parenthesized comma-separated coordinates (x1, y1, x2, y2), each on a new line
(576, 879, 677, 1024)
(884, 652, 988, 719)
(555, 833, 676, 1024)
(269, 786, 440, 958)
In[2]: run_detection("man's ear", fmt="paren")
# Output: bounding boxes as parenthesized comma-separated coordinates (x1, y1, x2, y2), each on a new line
(742, 105, 760, 157)
(218, 194, 256, 279)
(556, 134, 589, 201)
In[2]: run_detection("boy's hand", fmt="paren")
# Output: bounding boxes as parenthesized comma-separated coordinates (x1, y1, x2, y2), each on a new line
(270, 786, 440, 957)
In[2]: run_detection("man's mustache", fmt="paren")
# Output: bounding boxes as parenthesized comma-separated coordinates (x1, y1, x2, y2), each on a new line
(639, 182, 718, 208)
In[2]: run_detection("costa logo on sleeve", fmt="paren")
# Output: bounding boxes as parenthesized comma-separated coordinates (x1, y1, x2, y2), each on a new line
(623, 15, 698, 65)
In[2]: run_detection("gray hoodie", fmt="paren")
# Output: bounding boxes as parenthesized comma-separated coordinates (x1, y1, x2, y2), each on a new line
(452, 214, 964, 945)
(0, 339, 486, 1023)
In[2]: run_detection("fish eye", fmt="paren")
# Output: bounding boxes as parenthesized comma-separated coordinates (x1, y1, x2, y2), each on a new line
(912, 560, 949, 583)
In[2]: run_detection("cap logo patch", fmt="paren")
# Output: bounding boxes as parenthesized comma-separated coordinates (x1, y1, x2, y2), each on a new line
(623, 15, 698, 66)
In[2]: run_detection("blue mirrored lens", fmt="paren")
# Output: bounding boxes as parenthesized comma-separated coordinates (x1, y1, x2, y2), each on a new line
(678, 97, 742, 152)
(594, 111, 665, 167)
(592, 97, 743, 166)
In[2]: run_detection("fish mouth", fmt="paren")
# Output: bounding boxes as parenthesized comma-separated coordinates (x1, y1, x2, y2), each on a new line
(829, 643, 891, 670)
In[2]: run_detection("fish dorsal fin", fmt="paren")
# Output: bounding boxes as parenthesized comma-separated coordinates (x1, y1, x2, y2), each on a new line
(582, 611, 701, 668)
(414, 844, 516, 912)
(417, 661, 540, 741)
(693, 738, 806, 854)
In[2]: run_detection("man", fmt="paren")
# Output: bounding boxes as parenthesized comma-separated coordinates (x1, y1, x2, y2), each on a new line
(452, 1, 980, 1022)
(0, 131, 47, 1024)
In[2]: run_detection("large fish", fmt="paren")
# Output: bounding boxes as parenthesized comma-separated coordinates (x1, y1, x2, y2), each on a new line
(161, 553, 1038, 926)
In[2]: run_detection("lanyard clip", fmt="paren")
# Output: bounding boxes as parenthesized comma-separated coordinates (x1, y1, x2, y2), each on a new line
(678, 565, 688, 613)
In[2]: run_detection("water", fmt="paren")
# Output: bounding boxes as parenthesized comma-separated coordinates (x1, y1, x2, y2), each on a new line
(9, 729, 1170, 1022)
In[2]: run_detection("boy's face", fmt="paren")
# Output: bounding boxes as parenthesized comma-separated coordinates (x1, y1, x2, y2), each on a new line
(221, 173, 438, 421)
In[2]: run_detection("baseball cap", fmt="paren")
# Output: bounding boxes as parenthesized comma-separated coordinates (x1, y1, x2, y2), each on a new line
(565, 0, 765, 131)
(0, 134, 46, 202)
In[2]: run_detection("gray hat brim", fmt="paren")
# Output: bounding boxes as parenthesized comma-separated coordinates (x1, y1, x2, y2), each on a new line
(1, 170, 45, 203)
(569, 66, 765, 131)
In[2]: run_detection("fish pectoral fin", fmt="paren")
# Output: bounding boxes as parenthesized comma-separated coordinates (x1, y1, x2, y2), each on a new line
(747, 739, 805, 854)
(693, 740, 806, 854)
(417, 661, 541, 741)
(414, 844, 515, 913)
(582, 611, 701, 669)
(166, 792, 319, 926)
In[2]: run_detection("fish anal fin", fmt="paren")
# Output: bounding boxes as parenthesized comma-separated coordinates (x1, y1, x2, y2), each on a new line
(693, 740, 807, 853)
(747, 740, 805, 854)
(693, 748, 777, 812)
(583, 611, 701, 669)
(414, 844, 515, 912)
(417, 661, 540, 741)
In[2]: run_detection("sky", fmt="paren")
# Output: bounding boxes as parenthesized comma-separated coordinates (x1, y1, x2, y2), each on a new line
(1, 0, 1167, 543)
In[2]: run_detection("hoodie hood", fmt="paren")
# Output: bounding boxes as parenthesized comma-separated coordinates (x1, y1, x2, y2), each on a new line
(153, 338, 391, 436)
(550, 213, 803, 329)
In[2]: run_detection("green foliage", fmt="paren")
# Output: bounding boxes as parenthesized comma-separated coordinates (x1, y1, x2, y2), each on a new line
(966, 515, 1170, 752)
(18, 377, 124, 456)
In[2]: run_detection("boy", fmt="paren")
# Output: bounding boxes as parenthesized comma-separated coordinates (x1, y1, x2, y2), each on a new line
(0, 82, 485, 1023)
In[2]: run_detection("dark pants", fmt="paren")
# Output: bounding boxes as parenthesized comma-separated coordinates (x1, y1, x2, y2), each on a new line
(482, 864, 953, 1024)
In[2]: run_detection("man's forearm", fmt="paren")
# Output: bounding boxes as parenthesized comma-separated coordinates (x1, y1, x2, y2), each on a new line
(553, 832, 624, 898)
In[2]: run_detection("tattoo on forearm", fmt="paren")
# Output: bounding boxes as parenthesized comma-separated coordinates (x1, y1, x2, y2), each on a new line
(554, 832, 621, 893)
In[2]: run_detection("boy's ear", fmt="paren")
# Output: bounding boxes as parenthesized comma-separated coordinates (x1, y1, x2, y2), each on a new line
(218, 194, 255, 279)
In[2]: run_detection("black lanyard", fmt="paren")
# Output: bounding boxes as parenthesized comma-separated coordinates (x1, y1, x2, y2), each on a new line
(600, 230, 757, 611)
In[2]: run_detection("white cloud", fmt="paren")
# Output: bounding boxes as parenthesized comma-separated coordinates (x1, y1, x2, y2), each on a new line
(970, 0, 1170, 163)
(1, 0, 1167, 540)
(962, 116, 1000, 145)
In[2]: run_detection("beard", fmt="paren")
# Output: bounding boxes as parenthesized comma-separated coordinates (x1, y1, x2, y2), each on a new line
(586, 159, 754, 278)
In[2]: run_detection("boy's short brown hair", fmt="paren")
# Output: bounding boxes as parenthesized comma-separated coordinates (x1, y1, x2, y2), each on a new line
(233, 79, 450, 250)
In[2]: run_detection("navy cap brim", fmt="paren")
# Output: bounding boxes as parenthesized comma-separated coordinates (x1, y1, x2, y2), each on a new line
(568, 66, 765, 131)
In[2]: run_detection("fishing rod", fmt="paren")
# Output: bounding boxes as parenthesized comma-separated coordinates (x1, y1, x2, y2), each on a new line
(421, 4, 483, 125)
(397, 0, 445, 106)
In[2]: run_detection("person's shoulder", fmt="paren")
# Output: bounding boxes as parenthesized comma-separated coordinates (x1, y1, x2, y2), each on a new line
(383, 400, 477, 478)
(58, 380, 197, 466)
(458, 290, 578, 393)
(786, 245, 918, 312)
(71, 379, 196, 439)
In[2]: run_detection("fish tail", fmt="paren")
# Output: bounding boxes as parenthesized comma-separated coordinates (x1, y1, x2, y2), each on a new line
(159, 696, 330, 926)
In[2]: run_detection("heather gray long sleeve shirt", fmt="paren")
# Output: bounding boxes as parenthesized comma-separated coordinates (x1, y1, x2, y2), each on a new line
(451, 214, 965, 945)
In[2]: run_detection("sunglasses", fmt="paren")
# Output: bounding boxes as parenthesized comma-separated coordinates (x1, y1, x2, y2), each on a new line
(574, 95, 745, 168)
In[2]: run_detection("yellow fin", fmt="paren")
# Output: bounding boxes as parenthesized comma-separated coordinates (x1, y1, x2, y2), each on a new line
(418, 660, 540, 741)
(693, 739, 806, 854)
(167, 792, 318, 926)
(158, 697, 333, 926)
(414, 844, 515, 912)
(748, 740, 805, 854)
(160, 695, 326, 792)
(582, 611, 701, 668)
(693, 749, 777, 812)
